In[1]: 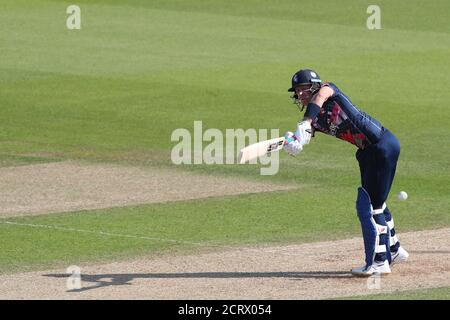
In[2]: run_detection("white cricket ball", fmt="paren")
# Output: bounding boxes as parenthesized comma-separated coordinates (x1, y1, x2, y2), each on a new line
(397, 191, 408, 201)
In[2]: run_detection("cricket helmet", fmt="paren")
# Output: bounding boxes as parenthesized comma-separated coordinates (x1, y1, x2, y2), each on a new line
(288, 69, 322, 92)
(288, 69, 322, 112)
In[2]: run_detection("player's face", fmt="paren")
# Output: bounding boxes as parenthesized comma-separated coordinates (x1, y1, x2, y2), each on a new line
(295, 84, 313, 106)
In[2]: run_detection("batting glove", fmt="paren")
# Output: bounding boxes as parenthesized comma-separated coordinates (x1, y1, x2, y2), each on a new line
(283, 131, 303, 156)
(295, 121, 312, 146)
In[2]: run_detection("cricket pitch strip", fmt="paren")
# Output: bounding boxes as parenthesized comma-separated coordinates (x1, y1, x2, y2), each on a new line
(0, 228, 448, 299)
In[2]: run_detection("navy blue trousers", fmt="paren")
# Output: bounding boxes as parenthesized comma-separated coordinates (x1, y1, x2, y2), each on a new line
(356, 130, 401, 261)
(356, 129, 400, 209)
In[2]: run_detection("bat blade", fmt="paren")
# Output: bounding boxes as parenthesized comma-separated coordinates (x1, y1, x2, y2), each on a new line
(238, 137, 285, 164)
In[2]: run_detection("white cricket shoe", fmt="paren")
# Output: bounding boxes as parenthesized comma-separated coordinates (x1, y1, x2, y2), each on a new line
(391, 246, 409, 265)
(351, 260, 391, 277)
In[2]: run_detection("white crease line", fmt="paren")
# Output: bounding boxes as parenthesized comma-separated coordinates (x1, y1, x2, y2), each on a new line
(0, 221, 318, 256)
(0, 221, 209, 247)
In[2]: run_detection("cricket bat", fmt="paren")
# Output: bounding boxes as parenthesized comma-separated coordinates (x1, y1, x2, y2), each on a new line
(238, 137, 286, 164)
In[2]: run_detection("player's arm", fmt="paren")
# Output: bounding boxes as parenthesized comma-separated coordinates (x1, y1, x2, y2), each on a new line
(284, 86, 334, 156)
(302, 85, 335, 123)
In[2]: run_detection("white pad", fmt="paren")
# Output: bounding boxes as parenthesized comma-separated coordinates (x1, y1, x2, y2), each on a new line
(375, 223, 388, 235)
(375, 244, 387, 253)
(372, 203, 387, 215)
(390, 235, 399, 245)
(387, 219, 395, 230)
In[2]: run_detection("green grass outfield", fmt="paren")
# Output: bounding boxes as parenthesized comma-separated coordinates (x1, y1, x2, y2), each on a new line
(338, 286, 450, 300)
(1, 0, 449, 277)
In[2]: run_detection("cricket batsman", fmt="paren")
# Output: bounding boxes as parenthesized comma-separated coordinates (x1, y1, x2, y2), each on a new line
(284, 68, 409, 276)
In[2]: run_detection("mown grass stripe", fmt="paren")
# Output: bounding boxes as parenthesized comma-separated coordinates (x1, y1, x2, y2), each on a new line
(0, 221, 206, 246)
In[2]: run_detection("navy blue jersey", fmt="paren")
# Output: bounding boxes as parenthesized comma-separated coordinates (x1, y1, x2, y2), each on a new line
(311, 82, 385, 149)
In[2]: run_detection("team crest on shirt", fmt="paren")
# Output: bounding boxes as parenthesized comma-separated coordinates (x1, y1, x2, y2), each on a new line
(329, 123, 338, 136)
